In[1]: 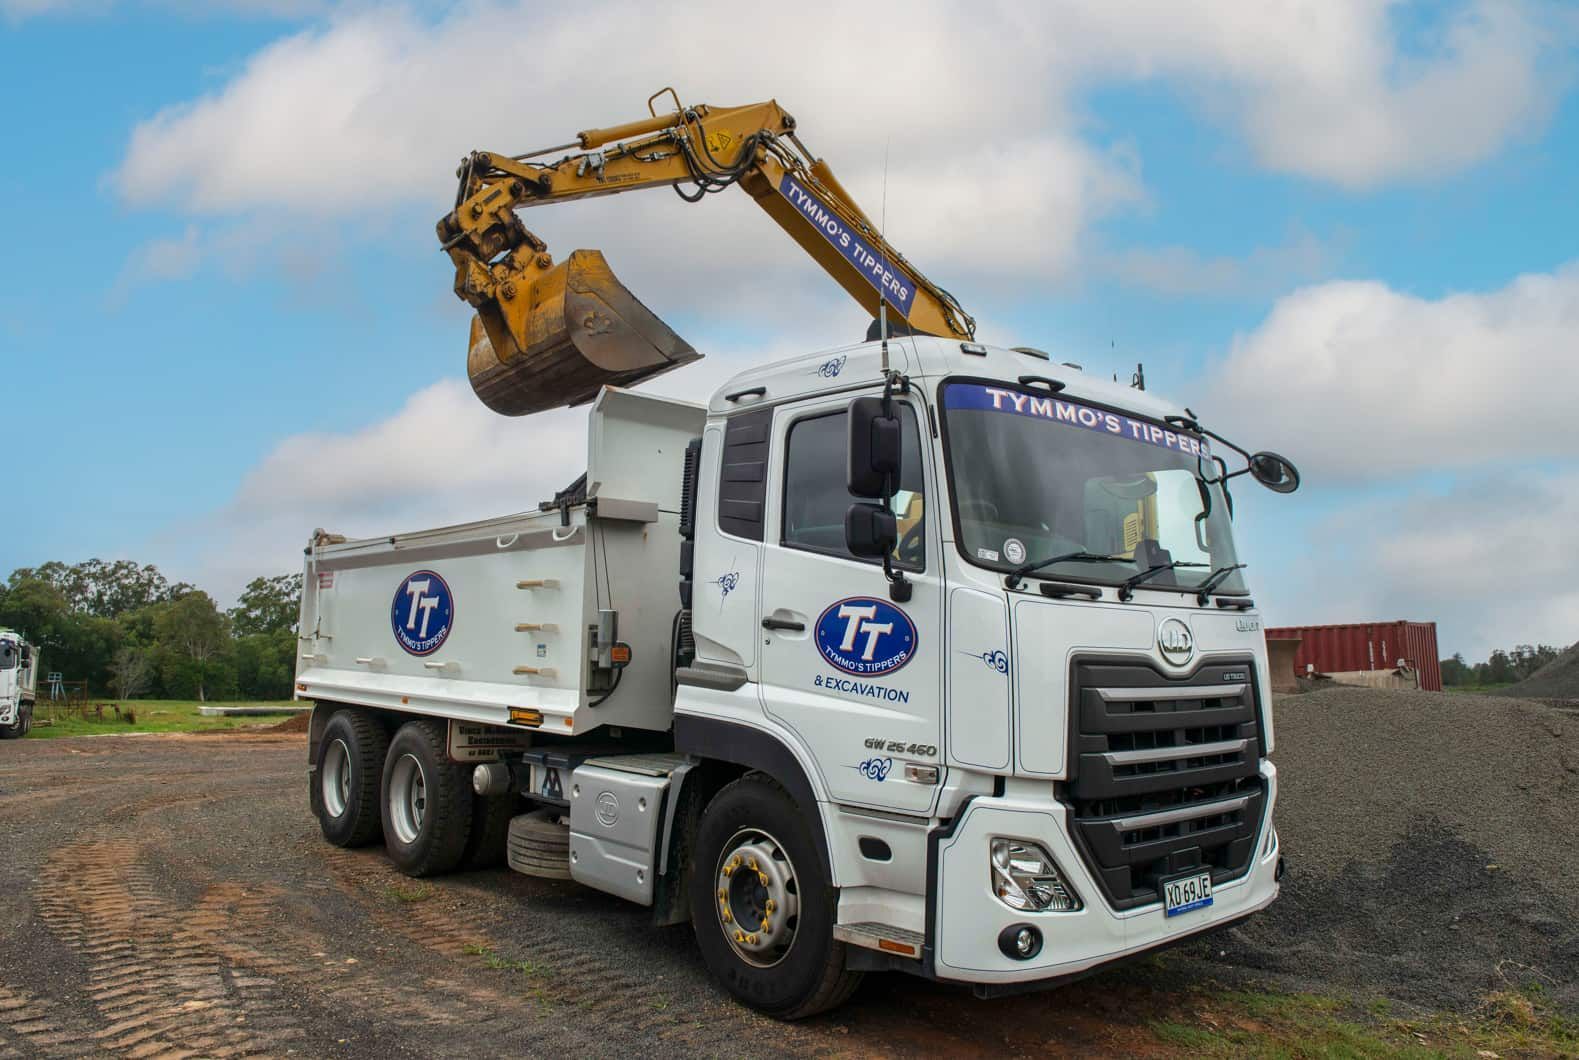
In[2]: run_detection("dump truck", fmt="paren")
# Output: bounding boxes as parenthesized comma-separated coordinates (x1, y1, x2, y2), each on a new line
(296, 93, 1300, 1018)
(0, 630, 38, 739)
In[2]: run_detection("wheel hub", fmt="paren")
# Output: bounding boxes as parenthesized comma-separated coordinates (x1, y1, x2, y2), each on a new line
(387, 753, 428, 845)
(715, 830, 800, 968)
(322, 738, 352, 818)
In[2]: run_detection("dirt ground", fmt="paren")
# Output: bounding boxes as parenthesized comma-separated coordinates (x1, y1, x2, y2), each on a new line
(0, 732, 1216, 1058)
(0, 721, 1571, 1058)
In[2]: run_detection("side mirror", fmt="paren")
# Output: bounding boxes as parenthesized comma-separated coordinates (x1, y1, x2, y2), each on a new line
(20, 646, 31, 664)
(847, 396, 902, 498)
(1249, 451, 1300, 494)
(845, 503, 897, 559)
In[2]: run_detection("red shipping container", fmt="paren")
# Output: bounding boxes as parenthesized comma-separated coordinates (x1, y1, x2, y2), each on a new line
(1264, 621, 1442, 692)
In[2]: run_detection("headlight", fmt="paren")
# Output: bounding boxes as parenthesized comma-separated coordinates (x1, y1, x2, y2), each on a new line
(990, 838, 1081, 912)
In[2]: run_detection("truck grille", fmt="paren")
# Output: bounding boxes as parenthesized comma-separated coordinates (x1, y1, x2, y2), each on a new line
(1063, 657, 1267, 910)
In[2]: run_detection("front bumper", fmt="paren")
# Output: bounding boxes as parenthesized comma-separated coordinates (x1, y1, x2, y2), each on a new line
(928, 761, 1279, 985)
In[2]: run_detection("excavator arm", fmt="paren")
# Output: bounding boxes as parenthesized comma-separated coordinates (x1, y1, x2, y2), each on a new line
(436, 90, 975, 415)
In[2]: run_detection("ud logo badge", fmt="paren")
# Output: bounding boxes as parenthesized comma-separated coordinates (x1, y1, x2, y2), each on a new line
(1158, 618, 1194, 665)
(814, 597, 917, 677)
(391, 570, 454, 656)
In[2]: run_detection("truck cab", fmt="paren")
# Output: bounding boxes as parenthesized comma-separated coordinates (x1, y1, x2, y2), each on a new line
(0, 630, 38, 739)
(676, 334, 1283, 991)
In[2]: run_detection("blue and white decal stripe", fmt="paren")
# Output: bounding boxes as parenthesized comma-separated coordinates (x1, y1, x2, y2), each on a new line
(777, 174, 918, 317)
(945, 383, 1212, 459)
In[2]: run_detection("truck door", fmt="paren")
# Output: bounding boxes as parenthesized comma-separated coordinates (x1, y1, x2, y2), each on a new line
(758, 393, 942, 814)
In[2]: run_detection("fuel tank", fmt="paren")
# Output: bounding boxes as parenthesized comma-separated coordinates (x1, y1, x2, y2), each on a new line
(468, 249, 701, 416)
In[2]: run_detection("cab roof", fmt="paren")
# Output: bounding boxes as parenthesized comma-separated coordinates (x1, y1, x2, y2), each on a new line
(707, 336, 1190, 423)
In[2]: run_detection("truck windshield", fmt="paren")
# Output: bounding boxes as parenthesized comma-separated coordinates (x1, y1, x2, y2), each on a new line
(0, 642, 16, 670)
(939, 381, 1247, 595)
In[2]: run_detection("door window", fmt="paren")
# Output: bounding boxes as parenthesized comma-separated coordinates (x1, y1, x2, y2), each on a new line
(781, 404, 926, 571)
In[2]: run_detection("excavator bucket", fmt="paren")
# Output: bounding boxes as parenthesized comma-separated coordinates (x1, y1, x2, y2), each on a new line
(467, 249, 701, 416)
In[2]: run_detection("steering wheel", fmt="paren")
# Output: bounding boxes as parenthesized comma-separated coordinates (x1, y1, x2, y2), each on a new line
(957, 499, 1000, 522)
(896, 521, 926, 565)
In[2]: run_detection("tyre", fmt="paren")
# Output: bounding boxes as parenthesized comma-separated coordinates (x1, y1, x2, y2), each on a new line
(1, 702, 27, 740)
(381, 719, 473, 877)
(688, 775, 860, 1019)
(460, 792, 516, 871)
(312, 708, 389, 847)
(505, 810, 572, 879)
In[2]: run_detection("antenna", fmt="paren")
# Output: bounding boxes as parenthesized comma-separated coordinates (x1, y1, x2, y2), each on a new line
(878, 136, 891, 374)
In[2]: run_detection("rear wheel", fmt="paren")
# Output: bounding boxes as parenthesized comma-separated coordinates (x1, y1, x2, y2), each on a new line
(312, 708, 389, 847)
(381, 719, 473, 877)
(688, 775, 860, 1019)
(460, 792, 516, 871)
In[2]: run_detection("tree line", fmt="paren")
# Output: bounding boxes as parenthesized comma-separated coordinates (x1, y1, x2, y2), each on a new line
(0, 560, 301, 702)
(1440, 643, 1564, 688)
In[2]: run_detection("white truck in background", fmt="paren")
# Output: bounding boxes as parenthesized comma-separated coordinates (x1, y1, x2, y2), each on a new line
(296, 336, 1300, 1018)
(0, 630, 39, 739)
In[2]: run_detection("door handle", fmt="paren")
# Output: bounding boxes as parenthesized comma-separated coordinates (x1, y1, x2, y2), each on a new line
(761, 617, 805, 632)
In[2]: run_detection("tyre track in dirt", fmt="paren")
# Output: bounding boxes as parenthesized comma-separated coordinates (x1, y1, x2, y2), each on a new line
(315, 845, 829, 1055)
(1, 731, 1223, 1058)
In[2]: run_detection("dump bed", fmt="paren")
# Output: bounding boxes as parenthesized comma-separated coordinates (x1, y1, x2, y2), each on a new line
(295, 388, 705, 737)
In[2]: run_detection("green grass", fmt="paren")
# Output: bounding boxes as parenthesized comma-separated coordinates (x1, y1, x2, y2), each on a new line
(24, 699, 302, 739)
(1148, 985, 1579, 1059)
(383, 882, 434, 904)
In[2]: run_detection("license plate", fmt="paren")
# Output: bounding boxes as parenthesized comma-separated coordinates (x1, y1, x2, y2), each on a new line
(1163, 872, 1213, 917)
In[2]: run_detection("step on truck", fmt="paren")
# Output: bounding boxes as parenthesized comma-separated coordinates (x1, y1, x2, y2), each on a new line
(296, 336, 1299, 1018)
(0, 629, 38, 739)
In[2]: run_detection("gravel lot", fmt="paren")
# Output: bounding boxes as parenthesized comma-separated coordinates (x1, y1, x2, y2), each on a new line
(0, 688, 1573, 1057)
(0, 733, 1205, 1058)
(1222, 687, 1579, 1013)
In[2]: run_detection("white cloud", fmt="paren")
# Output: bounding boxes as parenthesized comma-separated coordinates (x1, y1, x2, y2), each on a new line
(1100, 227, 1334, 298)
(1048, 0, 1555, 189)
(1285, 471, 1579, 659)
(106, 225, 204, 306)
(112, 0, 1560, 229)
(1200, 263, 1579, 480)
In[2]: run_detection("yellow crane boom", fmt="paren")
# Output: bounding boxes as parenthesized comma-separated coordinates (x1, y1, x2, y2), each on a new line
(436, 90, 975, 415)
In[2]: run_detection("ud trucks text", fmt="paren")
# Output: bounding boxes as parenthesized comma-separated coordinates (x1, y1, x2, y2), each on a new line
(296, 93, 1300, 1018)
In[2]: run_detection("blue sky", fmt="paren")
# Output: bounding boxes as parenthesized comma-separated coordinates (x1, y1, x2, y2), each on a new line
(1, 0, 1576, 660)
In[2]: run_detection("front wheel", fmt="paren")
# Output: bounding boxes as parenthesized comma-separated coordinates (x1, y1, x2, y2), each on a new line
(688, 775, 860, 1019)
(0, 703, 27, 740)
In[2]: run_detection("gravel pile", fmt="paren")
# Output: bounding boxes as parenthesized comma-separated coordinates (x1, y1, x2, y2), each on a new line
(1505, 641, 1579, 700)
(1211, 687, 1579, 1013)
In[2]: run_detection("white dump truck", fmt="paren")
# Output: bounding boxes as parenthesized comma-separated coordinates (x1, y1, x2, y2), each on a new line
(0, 629, 39, 739)
(296, 335, 1299, 1017)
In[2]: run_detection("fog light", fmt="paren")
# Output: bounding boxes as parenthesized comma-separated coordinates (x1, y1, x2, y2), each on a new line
(998, 922, 1043, 960)
(990, 838, 1081, 912)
